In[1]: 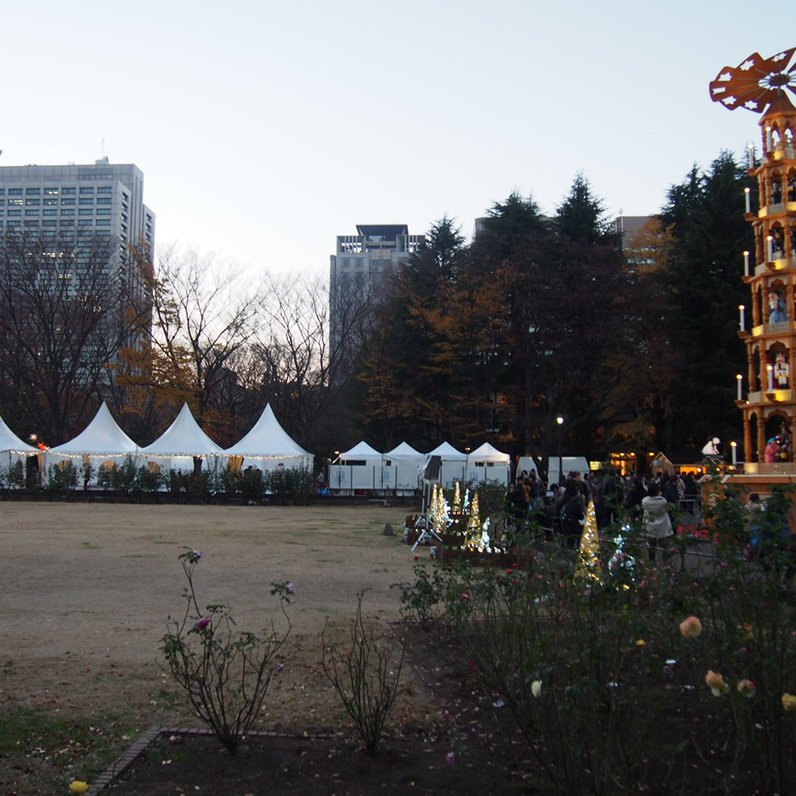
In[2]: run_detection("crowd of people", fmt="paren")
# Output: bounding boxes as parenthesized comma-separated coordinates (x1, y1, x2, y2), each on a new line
(507, 466, 795, 577)
(508, 467, 701, 560)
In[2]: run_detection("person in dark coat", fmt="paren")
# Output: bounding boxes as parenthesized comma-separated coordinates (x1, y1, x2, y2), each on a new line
(557, 479, 586, 549)
(625, 476, 647, 521)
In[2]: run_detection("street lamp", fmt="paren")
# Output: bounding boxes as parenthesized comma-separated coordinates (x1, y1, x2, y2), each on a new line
(556, 416, 564, 484)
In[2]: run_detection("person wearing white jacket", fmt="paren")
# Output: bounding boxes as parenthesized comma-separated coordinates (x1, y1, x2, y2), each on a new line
(641, 482, 674, 563)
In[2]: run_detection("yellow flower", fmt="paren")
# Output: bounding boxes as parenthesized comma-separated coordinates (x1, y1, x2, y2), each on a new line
(635, 639, 646, 648)
(679, 616, 703, 639)
(782, 693, 796, 712)
(70, 781, 90, 795)
(705, 670, 729, 696)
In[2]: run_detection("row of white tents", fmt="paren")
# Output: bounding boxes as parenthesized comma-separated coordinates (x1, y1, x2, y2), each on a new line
(329, 440, 511, 493)
(1, 402, 513, 491)
(0, 402, 313, 483)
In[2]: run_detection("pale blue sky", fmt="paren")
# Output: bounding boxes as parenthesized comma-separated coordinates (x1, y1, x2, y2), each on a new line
(2, 1, 790, 275)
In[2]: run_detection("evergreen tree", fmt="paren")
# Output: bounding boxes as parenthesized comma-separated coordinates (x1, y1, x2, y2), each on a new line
(658, 151, 754, 451)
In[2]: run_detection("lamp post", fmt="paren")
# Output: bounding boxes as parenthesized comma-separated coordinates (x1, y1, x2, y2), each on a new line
(556, 415, 564, 485)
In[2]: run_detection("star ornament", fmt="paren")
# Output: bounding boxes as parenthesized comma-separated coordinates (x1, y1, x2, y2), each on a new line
(709, 48, 796, 113)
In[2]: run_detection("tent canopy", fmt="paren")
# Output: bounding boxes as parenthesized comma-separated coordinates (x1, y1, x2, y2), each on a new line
(0, 415, 38, 454)
(339, 441, 382, 460)
(48, 402, 138, 456)
(384, 442, 424, 460)
(426, 441, 466, 460)
(141, 404, 223, 456)
(469, 442, 511, 463)
(225, 404, 309, 459)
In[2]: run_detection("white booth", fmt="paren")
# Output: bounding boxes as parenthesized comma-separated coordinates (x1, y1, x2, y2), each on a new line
(466, 442, 511, 486)
(329, 441, 384, 493)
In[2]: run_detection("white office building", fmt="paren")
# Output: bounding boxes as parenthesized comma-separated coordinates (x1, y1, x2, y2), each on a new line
(0, 158, 156, 359)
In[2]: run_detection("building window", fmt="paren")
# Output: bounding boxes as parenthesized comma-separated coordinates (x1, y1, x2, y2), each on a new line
(96, 197, 112, 205)
(43, 197, 58, 206)
(79, 187, 94, 195)
(78, 208, 94, 216)
(95, 208, 111, 216)
(44, 188, 59, 195)
(25, 209, 39, 216)
(60, 209, 75, 217)
(61, 198, 75, 206)
(8, 198, 23, 206)
(97, 186, 112, 194)
(61, 187, 76, 195)
(8, 189, 22, 196)
(43, 220, 58, 227)
(96, 219, 111, 227)
(26, 198, 40, 206)
(43, 209, 57, 216)
(79, 197, 94, 205)
(25, 188, 41, 195)
(7, 209, 21, 217)
(78, 219, 93, 226)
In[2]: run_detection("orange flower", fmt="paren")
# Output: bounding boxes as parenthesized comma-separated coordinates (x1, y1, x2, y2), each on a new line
(705, 670, 729, 696)
(680, 616, 703, 639)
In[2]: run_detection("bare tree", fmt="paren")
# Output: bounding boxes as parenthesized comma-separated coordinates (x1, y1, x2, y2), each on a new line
(0, 231, 145, 444)
(245, 273, 371, 454)
(115, 246, 257, 443)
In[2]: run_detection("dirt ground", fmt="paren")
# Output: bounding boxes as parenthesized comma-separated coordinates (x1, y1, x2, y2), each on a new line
(1, 501, 479, 794)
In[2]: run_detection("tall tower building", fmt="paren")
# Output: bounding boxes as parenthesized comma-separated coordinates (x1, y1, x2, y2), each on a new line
(0, 158, 155, 313)
(710, 47, 796, 484)
(0, 159, 156, 378)
(329, 224, 424, 374)
(0, 158, 154, 253)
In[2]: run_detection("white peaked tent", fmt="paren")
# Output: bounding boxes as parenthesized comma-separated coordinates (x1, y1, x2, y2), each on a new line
(383, 442, 424, 493)
(47, 402, 139, 483)
(0, 415, 38, 482)
(48, 402, 138, 457)
(466, 442, 511, 486)
(225, 404, 313, 472)
(141, 403, 224, 473)
(425, 441, 467, 488)
(329, 441, 383, 492)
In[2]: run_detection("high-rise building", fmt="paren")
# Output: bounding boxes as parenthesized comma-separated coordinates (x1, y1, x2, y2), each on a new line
(0, 158, 156, 366)
(329, 224, 424, 373)
(0, 157, 155, 303)
(0, 158, 154, 253)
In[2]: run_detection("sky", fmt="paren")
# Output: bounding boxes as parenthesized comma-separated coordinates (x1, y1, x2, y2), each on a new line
(2, 1, 791, 278)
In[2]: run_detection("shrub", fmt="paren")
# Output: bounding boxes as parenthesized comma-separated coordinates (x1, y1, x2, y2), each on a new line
(321, 591, 405, 755)
(398, 487, 796, 794)
(5, 459, 25, 489)
(46, 461, 78, 492)
(160, 549, 293, 754)
(265, 466, 313, 505)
